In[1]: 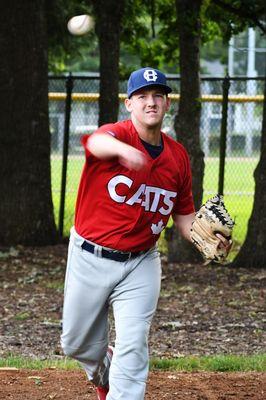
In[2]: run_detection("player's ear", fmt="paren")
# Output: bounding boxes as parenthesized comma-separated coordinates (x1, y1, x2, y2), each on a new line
(165, 96, 171, 112)
(125, 98, 133, 112)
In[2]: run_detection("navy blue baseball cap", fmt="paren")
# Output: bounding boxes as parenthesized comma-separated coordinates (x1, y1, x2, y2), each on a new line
(127, 67, 172, 98)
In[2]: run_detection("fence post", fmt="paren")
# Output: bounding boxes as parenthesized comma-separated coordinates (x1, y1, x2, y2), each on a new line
(58, 73, 73, 238)
(218, 74, 230, 196)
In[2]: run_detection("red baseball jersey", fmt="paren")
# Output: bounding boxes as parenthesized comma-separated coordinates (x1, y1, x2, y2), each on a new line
(75, 120, 194, 252)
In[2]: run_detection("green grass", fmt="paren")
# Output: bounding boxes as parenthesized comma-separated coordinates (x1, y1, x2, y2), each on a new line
(150, 354, 266, 372)
(1, 354, 265, 372)
(44, 280, 64, 291)
(51, 155, 259, 246)
(51, 155, 83, 234)
(0, 356, 79, 370)
(202, 157, 258, 251)
(14, 312, 31, 321)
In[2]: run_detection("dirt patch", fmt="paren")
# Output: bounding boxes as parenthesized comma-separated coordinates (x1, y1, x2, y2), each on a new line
(0, 245, 265, 399)
(0, 369, 265, 399)
(0, 245, 265, 359)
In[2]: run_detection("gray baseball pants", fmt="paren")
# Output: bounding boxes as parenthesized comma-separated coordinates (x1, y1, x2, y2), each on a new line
(60, 228, 161, 400)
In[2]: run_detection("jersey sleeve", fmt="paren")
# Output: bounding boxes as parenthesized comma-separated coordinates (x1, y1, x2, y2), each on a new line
(172, 149, 195, 216)
(81, 122, 128, 159)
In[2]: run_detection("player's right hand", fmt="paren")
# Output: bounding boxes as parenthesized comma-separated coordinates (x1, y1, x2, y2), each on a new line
(118, 146, 147, 171)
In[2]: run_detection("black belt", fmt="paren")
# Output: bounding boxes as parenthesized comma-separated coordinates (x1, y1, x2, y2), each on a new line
(81, 240, 145, 262)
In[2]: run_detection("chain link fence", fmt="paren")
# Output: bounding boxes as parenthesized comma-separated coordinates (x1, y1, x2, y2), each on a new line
(48, 75, 264, 254)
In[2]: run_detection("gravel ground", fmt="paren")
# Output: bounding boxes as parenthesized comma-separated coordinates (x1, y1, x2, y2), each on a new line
(0, 245, 265, 359)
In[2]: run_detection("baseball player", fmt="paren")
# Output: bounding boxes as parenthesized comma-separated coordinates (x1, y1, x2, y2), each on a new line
(60, 67, 229, 400)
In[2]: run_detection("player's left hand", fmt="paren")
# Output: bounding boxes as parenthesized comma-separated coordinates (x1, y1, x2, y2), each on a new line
(190, 194, 234, 263)
(216, 233, 233, 255)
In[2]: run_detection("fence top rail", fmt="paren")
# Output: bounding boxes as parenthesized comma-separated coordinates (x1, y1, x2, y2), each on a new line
(48, 92, 265, 103)
(48, 74, 265, 82)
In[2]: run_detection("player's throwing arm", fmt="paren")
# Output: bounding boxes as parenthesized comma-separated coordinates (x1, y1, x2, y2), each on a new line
(88, 132, 147, 171)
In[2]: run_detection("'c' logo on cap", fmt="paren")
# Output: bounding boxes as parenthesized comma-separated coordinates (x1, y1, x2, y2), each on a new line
(143, 69, 158, 82)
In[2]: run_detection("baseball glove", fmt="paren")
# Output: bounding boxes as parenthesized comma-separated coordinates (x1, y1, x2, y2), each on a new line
(190, 195, 234, 263)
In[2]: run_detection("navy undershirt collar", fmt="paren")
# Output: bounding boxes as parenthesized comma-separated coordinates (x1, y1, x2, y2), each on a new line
(140, 137, 164, 159)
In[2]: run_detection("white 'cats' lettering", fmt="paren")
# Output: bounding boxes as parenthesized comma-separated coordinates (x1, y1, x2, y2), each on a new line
(108, 175, 177, 215)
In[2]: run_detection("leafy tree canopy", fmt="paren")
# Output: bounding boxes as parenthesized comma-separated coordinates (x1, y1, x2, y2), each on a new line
(47, 0, 265, 74)
(47, 0, 96, 73)
(207, 0, 266, 40)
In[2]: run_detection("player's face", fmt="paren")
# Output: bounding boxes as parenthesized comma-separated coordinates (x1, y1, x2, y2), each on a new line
(125, 87, 171, 129)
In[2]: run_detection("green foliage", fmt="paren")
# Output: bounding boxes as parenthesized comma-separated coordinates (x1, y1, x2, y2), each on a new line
(120, 0, 180, 73)
(121, 0, 265, 75)
(47, 0, 265, 74)
(120, 0, 266, 74)
(205, 0, 266, 42)
(201, 38, 228, 65)
(47, 0, 97, 73)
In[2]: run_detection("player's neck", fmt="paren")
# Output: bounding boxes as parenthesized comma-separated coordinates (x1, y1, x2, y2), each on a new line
(132, 120, 162, 146)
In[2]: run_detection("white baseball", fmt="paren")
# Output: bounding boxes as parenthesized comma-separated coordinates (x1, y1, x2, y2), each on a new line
(67, 15, 94, 36)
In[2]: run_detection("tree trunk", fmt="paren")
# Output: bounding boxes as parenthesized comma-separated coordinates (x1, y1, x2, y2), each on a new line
(0, 2, 57, 245)
(166, 0, 204, 263)
(92, 0, 125, 126)
(231, 78, 266, 269)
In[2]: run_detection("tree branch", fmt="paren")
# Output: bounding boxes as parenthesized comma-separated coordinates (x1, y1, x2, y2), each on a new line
(212, 0, 266, 34)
